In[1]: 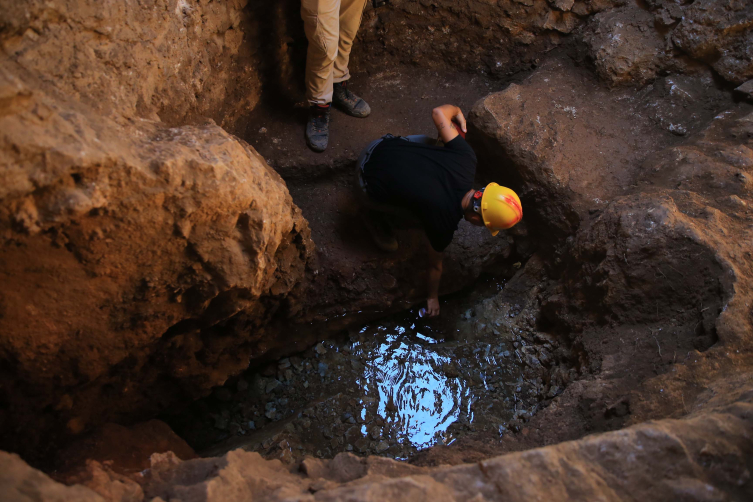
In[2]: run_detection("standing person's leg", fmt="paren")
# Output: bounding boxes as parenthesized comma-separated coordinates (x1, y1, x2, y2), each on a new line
(332, 0, 371, 118)
(301, 0, 341, 152)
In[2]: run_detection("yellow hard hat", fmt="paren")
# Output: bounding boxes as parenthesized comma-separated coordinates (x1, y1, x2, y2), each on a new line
(471, 183, 522, 236)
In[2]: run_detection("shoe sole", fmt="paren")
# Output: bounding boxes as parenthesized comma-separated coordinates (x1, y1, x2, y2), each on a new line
(306, 138, 327, 152)
(333, 102, 371, 118)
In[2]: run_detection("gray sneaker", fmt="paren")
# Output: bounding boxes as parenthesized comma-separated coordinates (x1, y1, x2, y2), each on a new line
(333, 82, 371, 118)
(306, 105, 330, 152)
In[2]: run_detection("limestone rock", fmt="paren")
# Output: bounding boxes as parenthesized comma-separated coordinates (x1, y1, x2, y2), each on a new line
(672, 0, 753, 85)
(5, 397, 752, 501)
(469, 58, 668, 238)
(0, 451, 104, 502)
(582, 5, 670, 87)
(0, 0, 260, 127)
(0, 57, 314, 459)
(737, 80, 753, 98)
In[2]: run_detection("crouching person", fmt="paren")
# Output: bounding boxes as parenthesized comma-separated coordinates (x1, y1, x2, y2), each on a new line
(354, 104, 523, 317)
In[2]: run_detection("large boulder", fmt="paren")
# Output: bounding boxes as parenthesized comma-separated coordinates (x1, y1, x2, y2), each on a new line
(581, 5, 672, 87)
(468, 56, 727, 239)
(0, 52, 314, 460)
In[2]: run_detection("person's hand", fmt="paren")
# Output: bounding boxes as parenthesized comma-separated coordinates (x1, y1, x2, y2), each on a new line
(426, 297, 440, 317)
(452, 110, 467, 134)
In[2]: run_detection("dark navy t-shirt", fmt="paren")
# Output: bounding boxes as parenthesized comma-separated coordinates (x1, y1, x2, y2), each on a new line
(363, 135, 477, 251)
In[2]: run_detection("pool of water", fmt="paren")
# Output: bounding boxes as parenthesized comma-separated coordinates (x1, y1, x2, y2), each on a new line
(169, 276, 560, 461)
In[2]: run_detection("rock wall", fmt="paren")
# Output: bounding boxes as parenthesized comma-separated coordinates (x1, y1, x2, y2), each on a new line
(0, 1, 315, 463)
(466, 45, 753, 460)
(0, 0, 261, 127)
(353, 0, 752, 88)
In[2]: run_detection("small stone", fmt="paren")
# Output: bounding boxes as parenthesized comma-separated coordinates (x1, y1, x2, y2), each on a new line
(369, 426, 381, 440)
(375, 440, 389, 453)
(247, 421, 255, 430)
(265, 379, 282, 394)
(341, 412, 353, 422)
(265, 408, 277, 419)
(315, 343, 327, 355)
(213, 415, 229, 430)
(303, 381, 309, 388)
(318, 362, 329, 376)
(259, 127, 267, 134)
(346, 444, 353, 451)
(278, 358, 291, 369)
(442, 363, 459, 378)
(727, 195, 747, 207)
(735, 79, 753, 97)
(354, 437, 370, 453)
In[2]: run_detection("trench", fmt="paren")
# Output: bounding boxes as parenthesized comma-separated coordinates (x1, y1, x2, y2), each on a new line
(159, 60, 575, 464)
(156, 53, 739, 468)
(3, 0, 752, 495)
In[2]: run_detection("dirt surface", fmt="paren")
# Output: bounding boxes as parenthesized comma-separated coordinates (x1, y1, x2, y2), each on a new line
(240, 66, 529, 336)
(240, 66, 510, 181)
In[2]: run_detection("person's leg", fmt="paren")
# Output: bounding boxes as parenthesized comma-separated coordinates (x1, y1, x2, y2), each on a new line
(333, 0, 367, 85)
(301, 0, 341, 151)
(332, 0, 371, 118)
(301, 0, 340, 106)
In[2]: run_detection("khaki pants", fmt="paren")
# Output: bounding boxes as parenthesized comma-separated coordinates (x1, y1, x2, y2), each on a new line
(301, 0, 368, 105)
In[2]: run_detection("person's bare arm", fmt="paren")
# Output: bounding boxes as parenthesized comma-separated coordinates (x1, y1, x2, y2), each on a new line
(431, 104, 467, 144)
(426, 244, 443, 317)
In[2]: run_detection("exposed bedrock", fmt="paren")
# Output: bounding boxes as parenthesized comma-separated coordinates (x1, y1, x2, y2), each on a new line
(469, 56, 730, 239)
(4, 394, 753, 501)
(353, 0, 753, 87)
(465, 53, 753, 457)
(0, 0, 261, 128)
(0, 56, 314, 460)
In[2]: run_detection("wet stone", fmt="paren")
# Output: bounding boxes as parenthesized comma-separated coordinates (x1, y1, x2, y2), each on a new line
(354, 437, 370, 453)
(265, 379, 281, 394)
